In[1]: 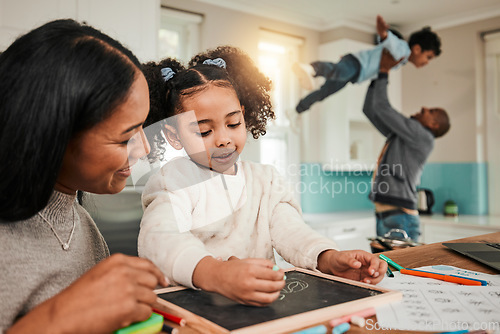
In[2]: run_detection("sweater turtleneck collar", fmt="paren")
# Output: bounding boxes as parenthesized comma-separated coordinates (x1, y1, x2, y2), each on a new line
(38, 190, 78, 227)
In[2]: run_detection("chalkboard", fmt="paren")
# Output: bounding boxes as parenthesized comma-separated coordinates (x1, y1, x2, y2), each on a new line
(155, 268, 401, 334)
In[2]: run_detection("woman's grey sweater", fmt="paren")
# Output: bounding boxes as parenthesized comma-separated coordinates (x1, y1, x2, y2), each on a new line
(0, 191, 109, 332)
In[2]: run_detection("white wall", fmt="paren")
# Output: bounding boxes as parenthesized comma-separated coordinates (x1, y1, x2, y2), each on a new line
(0, 0, 160, 62)
(161, 0, 320, 64)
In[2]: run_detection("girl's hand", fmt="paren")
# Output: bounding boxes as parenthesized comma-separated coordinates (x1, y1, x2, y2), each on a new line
(8, 254, 168, 334)
(317, 249, 388, 284)
(192, 256, 286, 307)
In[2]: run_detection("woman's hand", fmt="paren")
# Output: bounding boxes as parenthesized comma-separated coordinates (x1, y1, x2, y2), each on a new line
(192, 256, 286, 307)
(7, 254, 168, 334)
(317, 249, 388, 284)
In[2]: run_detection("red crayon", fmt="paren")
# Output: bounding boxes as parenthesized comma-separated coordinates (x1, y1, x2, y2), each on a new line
(329, 308, 376, 327)
(153, 309, 186, 327)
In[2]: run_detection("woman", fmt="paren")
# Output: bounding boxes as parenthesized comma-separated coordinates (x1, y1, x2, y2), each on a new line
(0, 19, 167, 333)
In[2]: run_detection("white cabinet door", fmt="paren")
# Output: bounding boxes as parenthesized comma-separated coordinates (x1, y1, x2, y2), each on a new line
(305, 215, 376, 253)
(324, 218, 376, 252)
(0, 0, 160, 62)
(421, 223, 499, 244)
(0, 0, 77, 49)
(317, 38, 401, 170)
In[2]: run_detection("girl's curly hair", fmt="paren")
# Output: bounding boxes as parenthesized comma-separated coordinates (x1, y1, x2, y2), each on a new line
(189, 46, 275, 139)
(142, 57, 185, 161)
(141, 46, 275, 162)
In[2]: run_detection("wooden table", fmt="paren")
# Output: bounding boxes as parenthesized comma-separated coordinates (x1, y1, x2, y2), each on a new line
(158, 232, 500, 334)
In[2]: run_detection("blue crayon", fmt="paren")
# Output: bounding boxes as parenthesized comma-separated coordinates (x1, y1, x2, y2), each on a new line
(332, 322, 350, 334)
(272, 265, 287, 280)
(292, 324, 327, 334)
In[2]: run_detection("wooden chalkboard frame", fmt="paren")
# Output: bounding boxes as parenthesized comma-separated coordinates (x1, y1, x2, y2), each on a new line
(153, 268, 401, 334)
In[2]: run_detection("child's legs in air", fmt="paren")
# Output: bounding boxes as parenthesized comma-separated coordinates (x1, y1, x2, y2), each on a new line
(312, 54, 360, 82)
(296, 79, 349, 113)
(297, 55, 360, 113)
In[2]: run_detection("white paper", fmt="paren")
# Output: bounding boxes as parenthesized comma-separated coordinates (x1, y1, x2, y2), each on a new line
(374, 265, 500, 333)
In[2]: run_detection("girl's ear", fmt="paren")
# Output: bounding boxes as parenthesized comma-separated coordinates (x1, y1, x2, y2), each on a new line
(163, 124, 184, 150)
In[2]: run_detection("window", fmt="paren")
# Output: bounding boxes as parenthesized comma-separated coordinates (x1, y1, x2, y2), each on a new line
(158, 7, 202, 61)
(257, 30, 303, 188)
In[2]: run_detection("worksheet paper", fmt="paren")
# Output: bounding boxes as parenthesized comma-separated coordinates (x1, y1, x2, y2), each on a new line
(375, 265, 500, 333)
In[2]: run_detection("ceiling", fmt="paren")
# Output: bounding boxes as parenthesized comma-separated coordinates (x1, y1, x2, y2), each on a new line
(194, 0, 500, 35)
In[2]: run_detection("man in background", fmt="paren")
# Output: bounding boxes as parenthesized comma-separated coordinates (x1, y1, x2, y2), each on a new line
(363, 51, 450, 241)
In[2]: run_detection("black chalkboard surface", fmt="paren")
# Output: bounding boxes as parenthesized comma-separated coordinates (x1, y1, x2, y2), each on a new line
(155, 268, 401, 334)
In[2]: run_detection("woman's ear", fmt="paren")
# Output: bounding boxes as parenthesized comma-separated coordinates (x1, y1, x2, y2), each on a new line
(163, 124, 183, 150)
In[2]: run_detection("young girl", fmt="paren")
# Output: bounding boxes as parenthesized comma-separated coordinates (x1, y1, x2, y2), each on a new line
(139, 46, 387, 306)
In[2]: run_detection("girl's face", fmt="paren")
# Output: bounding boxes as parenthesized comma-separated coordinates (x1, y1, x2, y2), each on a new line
(55, 72, 151, 195)
(167, 85, 247, 175)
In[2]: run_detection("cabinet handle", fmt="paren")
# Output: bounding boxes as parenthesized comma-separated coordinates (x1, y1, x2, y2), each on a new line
(343, 227, 356, 233)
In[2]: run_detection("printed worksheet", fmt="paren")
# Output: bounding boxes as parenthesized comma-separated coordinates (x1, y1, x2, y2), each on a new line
(375, 266, 500, 333)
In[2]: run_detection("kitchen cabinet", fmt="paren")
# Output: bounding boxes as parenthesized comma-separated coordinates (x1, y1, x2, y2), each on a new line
(420, 214, 500, 244)
(85, 189, 143, 256)
(274, 212, 376, 268)
(317, 39, 401, 171)
(303, 212, 375, 252)
(0, 0, 159, 62)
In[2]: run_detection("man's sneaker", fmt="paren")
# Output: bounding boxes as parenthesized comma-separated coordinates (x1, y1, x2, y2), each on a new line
(292, 62, 315, 91)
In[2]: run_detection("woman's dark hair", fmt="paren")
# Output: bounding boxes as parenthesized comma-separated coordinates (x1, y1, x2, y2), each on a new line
(409, 26, 442, 56)
(142, 46, 275, 162)
(0, 19, 141, 222)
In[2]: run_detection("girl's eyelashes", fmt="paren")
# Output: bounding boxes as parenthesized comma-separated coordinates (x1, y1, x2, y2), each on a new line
(228, 122, 241, 128)
(197, 130, 212, 137)
(195, 122, 241, 137)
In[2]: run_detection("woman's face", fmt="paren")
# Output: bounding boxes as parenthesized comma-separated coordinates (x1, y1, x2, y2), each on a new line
(56, 72, 151, 195)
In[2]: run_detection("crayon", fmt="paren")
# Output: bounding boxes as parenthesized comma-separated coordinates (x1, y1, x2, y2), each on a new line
(272, 265, 287, 280)
(291, 324, 327, 334)
(350, 315, 365, 327)
(378, 254, 404, 271)
(400, 268, 487, 286)
(114, 313, 163, 334)
(332, 322, 350, 334)
(152, 309, 186, 326)
(161, 323, 178, 334)
(329, 308, 376, 327)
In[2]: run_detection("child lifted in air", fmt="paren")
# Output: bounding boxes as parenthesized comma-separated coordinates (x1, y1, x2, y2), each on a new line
(139, 46, 387, 306)
(292, 15, 441, 114)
